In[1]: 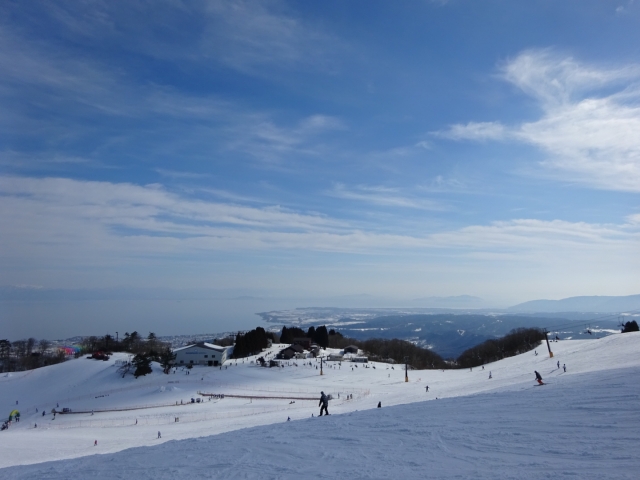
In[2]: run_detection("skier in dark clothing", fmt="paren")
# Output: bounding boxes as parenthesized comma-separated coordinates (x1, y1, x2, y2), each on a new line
(319, 391, 329, 416)
(535, 371, 543, 385)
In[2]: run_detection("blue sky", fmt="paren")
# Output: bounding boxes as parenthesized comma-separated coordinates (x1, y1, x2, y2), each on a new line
(2, 1, 640, 336)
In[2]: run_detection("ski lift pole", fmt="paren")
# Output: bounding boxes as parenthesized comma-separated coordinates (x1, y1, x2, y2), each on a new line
(543, 329, 553, 358)
(320, 356, 323, 376)
(404, 356, 409, 383)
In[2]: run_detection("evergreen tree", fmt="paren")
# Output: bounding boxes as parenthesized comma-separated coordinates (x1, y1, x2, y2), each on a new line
(622, 320, 639, 333)
(307, 326, 316, 342)
(159, 347, 176, 374)
(315, 326, 329, 349)
(234, 332, 247, 358)
(280, 326, 290, 344)
(132, 353, 152, 378)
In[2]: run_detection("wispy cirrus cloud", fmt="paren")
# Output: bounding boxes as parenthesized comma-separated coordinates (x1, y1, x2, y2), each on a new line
(155, 169, 211, 179)
(0, 1, 347, 171)
(201, 0, 344, 74)
(223, 113, 346, 165)
(327, 183, 446, 210)
(433, 121, 507, 142)
(433, 49, 640, 192)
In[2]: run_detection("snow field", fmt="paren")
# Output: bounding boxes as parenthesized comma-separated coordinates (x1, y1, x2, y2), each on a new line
(1, 332, 640, 477)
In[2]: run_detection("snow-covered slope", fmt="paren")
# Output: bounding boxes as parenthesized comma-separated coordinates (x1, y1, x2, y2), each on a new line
(1, 333, 640, 478)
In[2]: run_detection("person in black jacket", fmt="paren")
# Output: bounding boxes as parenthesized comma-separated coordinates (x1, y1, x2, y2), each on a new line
(319, 391, 329, 416)
(535, 371, 543, 385)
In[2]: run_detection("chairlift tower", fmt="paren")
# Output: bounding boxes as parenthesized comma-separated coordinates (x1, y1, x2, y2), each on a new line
(404, 356, 409, 382)
(543, 329, 553, 358)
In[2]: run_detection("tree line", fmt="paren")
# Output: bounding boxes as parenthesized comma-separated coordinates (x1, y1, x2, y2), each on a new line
(325, 330, 448, 369)
(320, 325, 545, 369)
(456, 328, 545, 368)
(78, 331, 168, 355)
(0, 338, 64, 372)
(232, 327, 275, 358)
(280, 325, 329, 348)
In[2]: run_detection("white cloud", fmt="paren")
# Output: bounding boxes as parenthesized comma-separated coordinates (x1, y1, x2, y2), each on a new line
(201, 0, 342, 74)
(1, 176, 638, 271)
(223, 113, 345, 165)
(627, 213, 640, 224)
(436, 49, 640, 192)
(434, 121, 508, 141)
(327, 183, 445, 210)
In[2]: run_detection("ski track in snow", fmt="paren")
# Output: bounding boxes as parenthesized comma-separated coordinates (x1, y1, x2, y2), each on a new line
(1, 333, 640, 479)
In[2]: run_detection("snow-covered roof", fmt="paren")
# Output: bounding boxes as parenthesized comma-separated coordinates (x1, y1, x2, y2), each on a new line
(173, 343, 228, 353)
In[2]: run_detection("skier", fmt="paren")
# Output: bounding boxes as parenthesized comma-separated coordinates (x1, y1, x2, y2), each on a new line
(535, 371, 543, 385)
(94, 440, 97, 446)
(425, 386, 429, 392)
(489, 372, 492, 379)
(557, 361, 560, 369)
(319, 391, 329, 416)
(563, 364, 566, 373)
(158, 431, 161, 439)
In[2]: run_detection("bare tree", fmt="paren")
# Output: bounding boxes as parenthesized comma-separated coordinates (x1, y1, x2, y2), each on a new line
(38, 339, 51, 355)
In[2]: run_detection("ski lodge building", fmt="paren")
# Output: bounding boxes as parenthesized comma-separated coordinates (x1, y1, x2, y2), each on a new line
(173, 342, 230, 367)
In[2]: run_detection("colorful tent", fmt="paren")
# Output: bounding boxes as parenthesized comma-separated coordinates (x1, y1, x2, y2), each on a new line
(60, 345, 82, 355)
(8, 410, 19, 421)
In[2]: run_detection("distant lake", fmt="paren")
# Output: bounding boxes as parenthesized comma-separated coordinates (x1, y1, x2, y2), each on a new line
(2, 297, 302, 340)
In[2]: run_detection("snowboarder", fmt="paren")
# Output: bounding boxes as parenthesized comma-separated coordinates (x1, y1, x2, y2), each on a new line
(535, 371, 543, 385)
(377, 401, 381, 408)
(94, 440, 97, 446)
(158, 431, 161, 439)
(563, 364, 566, 373)
(287, 417, 290, 421)
(319, 391, 329, 416)
(42, 411, 45, 417)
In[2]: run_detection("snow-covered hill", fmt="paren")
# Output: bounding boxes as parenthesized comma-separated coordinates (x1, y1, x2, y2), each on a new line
(1, 333, 640, 479)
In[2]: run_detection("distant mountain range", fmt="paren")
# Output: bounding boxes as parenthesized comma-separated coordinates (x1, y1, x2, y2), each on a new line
(508, 294, 640, 313)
